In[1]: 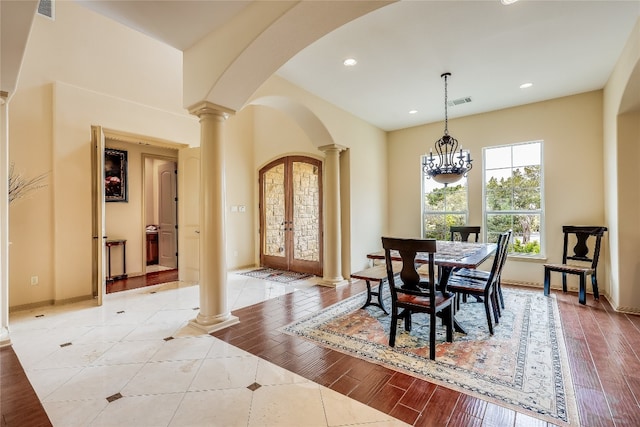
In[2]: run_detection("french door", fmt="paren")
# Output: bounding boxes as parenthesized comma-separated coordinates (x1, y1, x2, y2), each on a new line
(259, 156, 323, 276)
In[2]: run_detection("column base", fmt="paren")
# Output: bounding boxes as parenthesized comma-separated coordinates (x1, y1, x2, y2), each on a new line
(188, 315, 239, 334)
(319, 278, 349, 288)
(0, 327, 11, 347)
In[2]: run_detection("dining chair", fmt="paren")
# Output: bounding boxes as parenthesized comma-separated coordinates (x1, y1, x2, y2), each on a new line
(446, 231, 509, 335)
(441, 226, 482, 282)
(449, 226, 481, 242)
(453, 229, 512, 309)
(382, 237, 454, 360)
(543, 226, 607, 305)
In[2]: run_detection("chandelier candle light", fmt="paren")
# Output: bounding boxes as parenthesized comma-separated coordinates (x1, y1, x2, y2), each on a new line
(423, 73, 473, 185)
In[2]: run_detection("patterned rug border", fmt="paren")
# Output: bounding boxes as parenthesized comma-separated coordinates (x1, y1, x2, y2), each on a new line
(279, 287, 579, 426)
(239, 268, 312, 283)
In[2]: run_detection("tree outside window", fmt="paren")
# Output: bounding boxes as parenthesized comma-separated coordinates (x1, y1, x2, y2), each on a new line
(422, 159, 468, 240)
(484, 141, 543, 255)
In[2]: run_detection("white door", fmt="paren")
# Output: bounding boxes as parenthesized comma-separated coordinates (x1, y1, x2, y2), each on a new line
(91, 126, 106, 305)
(178, 147, 200, 282)
(158, 161, 177, 268)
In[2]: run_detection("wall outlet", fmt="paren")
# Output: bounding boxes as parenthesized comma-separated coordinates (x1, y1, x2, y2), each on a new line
(30, 276, 39, 286)
(238, 205, 246, 212)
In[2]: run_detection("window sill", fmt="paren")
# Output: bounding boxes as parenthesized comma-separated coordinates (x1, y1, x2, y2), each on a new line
(507, 254, 547, 263)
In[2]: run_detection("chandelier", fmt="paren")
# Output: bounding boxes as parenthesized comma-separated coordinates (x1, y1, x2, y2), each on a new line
(422, 73, 472, 185)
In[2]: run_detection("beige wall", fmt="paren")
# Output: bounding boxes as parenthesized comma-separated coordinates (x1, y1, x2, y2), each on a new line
(616, 111, 640, 312)
(387, 91, 606, 290)
(603, 18, 640, 313)
(10, 1, 636, 314)
(9, 3, 198, 308)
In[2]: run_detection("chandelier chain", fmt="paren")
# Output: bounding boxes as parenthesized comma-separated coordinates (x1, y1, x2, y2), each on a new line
(443, 74, 449, 135)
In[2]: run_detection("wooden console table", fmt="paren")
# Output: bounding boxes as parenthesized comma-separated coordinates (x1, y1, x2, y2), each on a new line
(106, 239, 127, 281)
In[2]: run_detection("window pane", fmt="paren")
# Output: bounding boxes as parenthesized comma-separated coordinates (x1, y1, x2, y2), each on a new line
(484, 141, 543, 255)
(513, 142, 541, 167)
(485, 146, 511, 169)
(486, 188, 513, 211)
(513, 188, 541, 210)
(424, 214, 465, 240)
(512, 214, 541, 254)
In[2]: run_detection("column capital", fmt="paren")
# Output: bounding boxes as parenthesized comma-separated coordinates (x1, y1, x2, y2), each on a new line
(318, 143, 347, 154)
(188, 101, 235, 120)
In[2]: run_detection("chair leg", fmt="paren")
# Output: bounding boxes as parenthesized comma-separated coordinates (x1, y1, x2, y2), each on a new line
(389, 313, 398, 347)
(592, 274, 600, 300)
(491, 291, 501, 323)
(544, 268, 551, 296)
(429, 312, 436, 360)
(578, 275, 587, 305)
(497, 279, 505, 309)
(445, 306, 453, 343)
(404, 310, 412, 331)
(484, 299, 494, 335)
(562, 272, 567, 293)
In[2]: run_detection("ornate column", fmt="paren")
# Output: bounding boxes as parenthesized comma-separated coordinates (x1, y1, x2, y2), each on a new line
(1, 92, 10, 346)
(188, 101, 239, 333)
(319, 144, 348, 287)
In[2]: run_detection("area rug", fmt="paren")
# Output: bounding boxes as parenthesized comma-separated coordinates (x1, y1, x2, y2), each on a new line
(239, 268, 312, 283)
(280, 287, 579, 425)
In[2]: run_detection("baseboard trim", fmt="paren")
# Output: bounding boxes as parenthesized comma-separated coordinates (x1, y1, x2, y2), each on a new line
(10, 294, 94, 312)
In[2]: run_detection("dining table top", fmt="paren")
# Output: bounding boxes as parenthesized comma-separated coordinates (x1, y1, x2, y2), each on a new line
(367, 240, 497, 269)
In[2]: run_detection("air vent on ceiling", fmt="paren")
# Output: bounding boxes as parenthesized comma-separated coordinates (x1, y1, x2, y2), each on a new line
(37, 0, 54, 20)
(448, 97, 472, 107)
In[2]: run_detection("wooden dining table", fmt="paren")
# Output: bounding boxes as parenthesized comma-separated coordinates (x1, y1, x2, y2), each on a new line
(367, 240, 497, 334)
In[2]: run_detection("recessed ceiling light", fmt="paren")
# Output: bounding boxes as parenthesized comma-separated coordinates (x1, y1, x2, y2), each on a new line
(520, 82, 533, 89)
(501, 0, 519, 5)
(409, 110, 418, 115)
(343, 58, 357, 67)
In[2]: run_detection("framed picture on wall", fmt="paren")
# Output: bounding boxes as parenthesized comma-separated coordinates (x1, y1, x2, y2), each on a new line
(105, 148, 128, 202)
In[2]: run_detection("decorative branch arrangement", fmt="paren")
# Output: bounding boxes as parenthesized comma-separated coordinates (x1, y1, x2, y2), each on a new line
(8, 163, 49, 205)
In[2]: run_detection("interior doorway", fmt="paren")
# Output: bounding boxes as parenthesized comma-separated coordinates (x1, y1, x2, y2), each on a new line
(144, 155, 178, 273)
(259, 156, 323, 276)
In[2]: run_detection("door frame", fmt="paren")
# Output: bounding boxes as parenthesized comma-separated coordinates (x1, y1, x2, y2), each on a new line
(259, 155, 323, 276)
(92, 127, 188, 303)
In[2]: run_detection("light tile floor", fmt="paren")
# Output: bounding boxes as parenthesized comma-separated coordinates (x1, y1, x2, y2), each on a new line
(9, 271, 408, 427)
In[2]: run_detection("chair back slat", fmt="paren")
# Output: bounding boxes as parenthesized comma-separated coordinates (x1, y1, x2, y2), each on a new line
(449, 226, 481, 242)
(381, 237, 436, 293)
(485, 231, 509, 286)
(561, 226, 607, 269)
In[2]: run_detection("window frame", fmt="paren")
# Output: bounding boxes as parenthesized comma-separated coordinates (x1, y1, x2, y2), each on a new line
(482, 140, 545, 258)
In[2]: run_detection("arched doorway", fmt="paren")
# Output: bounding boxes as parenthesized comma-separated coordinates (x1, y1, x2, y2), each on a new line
(259, 156, 323, 276)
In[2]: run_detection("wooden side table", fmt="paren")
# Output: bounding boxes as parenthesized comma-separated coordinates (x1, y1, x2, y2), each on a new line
(106, 239, 127, 281)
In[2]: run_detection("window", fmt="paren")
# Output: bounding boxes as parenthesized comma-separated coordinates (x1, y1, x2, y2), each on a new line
(422, 156, 469, 240)
(483, 141, 543, 255)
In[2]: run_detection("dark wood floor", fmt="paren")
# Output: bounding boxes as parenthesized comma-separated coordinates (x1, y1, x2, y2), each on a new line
(106, 268, 178, 293)
(0, 346, 51, 427)
(212, 282, 640, 427)
(3, 281, 640, 426)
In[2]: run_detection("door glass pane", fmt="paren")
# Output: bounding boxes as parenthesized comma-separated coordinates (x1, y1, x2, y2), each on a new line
(263, 163, 285, 257)
(292, 161, 319, 261)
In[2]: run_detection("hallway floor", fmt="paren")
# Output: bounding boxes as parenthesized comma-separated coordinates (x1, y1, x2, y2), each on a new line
(7, 272, 406, 427)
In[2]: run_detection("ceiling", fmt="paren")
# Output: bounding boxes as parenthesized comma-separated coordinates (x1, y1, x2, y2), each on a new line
(77, 0, 640, 131)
